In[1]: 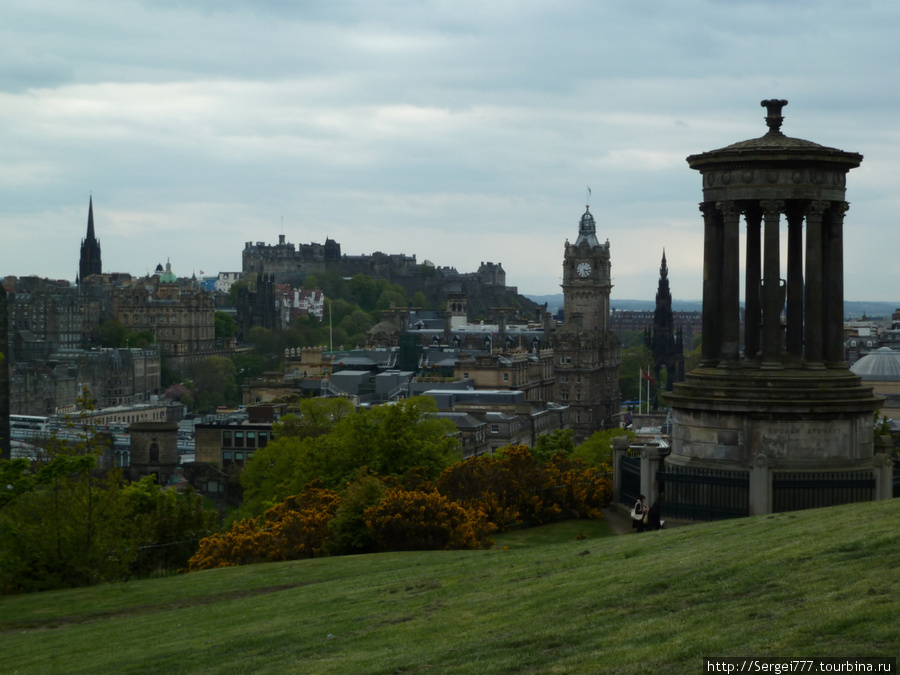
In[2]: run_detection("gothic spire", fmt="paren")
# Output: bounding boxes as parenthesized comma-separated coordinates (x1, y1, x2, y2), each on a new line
(78, 196, 102, 283)
(86, 195, 96, 241)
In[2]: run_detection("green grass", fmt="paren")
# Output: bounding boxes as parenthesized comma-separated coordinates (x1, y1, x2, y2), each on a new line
(491, 518, 616, 549)
(1, 500, 899, 674)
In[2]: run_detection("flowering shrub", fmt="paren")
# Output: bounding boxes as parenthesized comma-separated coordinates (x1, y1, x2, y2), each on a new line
(190, 444, 612, 572)
(437, 445, 612, 530)
(189, 482, 339, 571)
(364, 487, 495, 551)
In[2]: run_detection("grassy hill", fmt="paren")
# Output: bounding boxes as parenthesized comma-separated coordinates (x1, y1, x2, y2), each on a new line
(1, 500, 898, 674)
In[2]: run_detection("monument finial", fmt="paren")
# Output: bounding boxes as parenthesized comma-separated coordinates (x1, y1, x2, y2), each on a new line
(760, 99, 788, 134)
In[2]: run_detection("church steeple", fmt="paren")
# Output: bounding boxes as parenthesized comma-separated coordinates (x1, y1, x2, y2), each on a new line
(78, 197, 102, 284)
(86, 196, 96, 240)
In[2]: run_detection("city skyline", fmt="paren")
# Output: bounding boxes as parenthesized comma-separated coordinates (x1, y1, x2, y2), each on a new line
(3, 1, 900, 302)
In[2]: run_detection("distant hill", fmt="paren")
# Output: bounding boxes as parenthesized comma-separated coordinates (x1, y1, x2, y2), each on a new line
(527, 294, 701, 315)
(528, 294, 899, 320)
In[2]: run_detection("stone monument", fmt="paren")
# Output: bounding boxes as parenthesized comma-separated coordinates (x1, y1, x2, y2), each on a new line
(663, 100, 888, 516)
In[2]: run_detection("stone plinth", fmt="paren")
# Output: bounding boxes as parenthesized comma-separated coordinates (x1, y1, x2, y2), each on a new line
(666, 366, 880, 471)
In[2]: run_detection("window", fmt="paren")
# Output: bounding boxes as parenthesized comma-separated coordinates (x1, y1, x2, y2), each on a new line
(463, 373, 469, 379)
(503, 373, 509, 382)
(223, 430, 233, 447)
(259, 431, 269, 448)
(234, 431, 244, 448)
(562, 375, 569, 383)
(247, 431, 256, 448)
(490, 425, 499, 434)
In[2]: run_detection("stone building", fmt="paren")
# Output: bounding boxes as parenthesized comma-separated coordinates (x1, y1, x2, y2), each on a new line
(114, 261, 218, 376)
(5, 276, 84, 362)
(9, 348, 161, 416)
(553, 206, 621, 441)
(129, 421, 179, 484)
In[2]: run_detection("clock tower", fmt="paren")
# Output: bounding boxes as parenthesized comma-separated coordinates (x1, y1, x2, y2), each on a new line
(554, 206, 621, 441)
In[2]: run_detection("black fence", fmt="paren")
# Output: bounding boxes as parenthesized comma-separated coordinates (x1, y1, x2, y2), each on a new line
(894, 462, 900, 499)
(773, 471, 874, 512)
(657, 464, 749, 521)
(619, 453, 642, 508)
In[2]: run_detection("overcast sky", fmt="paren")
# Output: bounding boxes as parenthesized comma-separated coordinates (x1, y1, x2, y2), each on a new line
(3, 0, 900, 304)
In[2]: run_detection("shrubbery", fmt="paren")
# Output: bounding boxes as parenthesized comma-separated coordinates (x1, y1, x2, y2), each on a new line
(188, 444, 613, 571)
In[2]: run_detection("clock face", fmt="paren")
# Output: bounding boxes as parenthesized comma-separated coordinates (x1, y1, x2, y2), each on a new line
(576, 262, 592, 278)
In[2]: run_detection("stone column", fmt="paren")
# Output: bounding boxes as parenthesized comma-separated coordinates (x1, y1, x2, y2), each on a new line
(700, 202, 722, 366)
(804, 201, 828, 368)
(873, 452, 894, 501)
(749, 454, 772, 516)
(719, 202, 741, 364)
(611, 436, 630, 505)
(824, 202, 848, 366)
(760, 200, 784, 366)
(785, 205, 805, 361)
(640, 445, 661, 507)
(743, 206, 762, 360)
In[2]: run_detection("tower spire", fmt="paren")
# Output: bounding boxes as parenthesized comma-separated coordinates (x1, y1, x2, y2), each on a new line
(78, 196, 102, 283)
(86, 195, 96, 240)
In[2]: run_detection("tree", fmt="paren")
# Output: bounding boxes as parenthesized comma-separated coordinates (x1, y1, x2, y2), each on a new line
(239, 397, 460, 517)
(0, 445, 135, 593)
(337, 309, 375, 345)
(123, 477, 219, 577)
(532, 429, 575, 461)
(190, 356, 238, 411)
(411, 291, 428, 309)
(347, 274, 379, 311)
(214, 311, 236, 339)
(573, 428, 634, 468)
(98, 319, 128, 348)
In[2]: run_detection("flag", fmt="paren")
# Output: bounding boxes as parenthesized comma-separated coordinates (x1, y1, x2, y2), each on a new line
(641, 369, 655, 385)
(199, 270, 205, 275)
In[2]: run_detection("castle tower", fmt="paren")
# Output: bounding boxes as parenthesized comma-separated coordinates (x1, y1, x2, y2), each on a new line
(663, 100, 885, 517)
(78, 197, 102, 284)
(554, 205, 621, 441)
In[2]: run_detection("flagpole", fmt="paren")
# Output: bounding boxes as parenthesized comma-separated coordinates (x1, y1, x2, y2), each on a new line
(638, 367, 642, 416)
